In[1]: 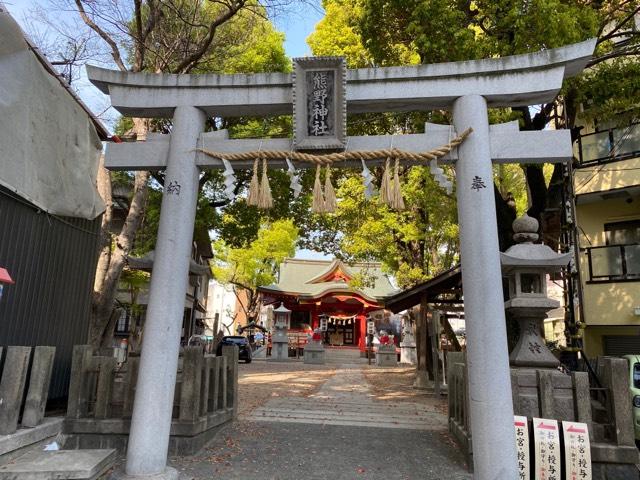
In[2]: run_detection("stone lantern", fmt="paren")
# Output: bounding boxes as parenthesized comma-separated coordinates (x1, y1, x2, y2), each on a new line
(269, 302, 290, 362)
(501, 214, 571, 368)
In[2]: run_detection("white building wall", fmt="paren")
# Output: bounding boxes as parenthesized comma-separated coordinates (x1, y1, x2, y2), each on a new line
(206, 280, 237, 335)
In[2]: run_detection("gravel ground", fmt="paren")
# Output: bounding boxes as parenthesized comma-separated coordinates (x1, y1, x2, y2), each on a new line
(171, 419, 471, 480)
(168, 360, 470, 479)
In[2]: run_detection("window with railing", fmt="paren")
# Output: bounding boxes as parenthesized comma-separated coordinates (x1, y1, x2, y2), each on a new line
(575, 122, 640, 165)
(585, 220, 640, 282)
(585, 244, 640, 282)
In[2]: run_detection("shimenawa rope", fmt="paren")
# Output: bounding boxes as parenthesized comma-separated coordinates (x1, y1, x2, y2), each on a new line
(197, 128, 472, 165)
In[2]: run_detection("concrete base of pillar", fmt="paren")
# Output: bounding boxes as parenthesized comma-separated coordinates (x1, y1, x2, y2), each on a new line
(400, 343, 416, 365)
(268, 341, 289, 362)
(111, 467, 180, 480)
(413, 371, 431, 390)
(376, 346, 398, 367)
(303, 343, 325, 365)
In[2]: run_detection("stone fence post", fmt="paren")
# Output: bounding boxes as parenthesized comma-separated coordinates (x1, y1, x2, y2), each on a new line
(222, 345, 239, 418)
(598, 357, 635, 448)
(0, 346, 56, 435)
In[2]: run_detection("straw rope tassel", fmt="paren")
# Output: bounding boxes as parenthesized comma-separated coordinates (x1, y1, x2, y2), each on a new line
(258, 158, 273, 210)
(312, 165, 325, 213)
(392, 158, 405, 210)
(379, 158, 392, 206)
(324, 166, 337, 213)
(247, 158, 260, 206)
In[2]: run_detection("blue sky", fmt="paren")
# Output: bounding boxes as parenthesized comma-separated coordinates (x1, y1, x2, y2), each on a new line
(4, 1, 323, 62)
(4, 0, 330, 261)
(4, 0, 325, 128)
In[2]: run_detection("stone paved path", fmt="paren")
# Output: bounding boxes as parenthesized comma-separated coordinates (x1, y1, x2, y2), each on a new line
(171, 360, 471, 480)
(245, 366, 448, 431)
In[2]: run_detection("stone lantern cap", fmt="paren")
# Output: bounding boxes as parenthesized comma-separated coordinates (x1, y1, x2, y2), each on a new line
(500, 214, 571, 274)
(273, 302, 291, 314)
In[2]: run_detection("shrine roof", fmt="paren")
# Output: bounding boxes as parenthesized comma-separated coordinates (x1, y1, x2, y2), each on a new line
(259, 258, 397, 301)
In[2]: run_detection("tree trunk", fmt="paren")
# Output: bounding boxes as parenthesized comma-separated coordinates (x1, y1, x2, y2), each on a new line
(89, 119, 150, 347)
(94, 156, 113, 293)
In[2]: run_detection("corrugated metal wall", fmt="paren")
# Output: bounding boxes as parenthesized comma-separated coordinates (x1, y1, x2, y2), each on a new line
(0, 186, 101, 400)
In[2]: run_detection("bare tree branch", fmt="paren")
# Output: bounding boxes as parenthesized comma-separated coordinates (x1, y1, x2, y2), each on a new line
(74, 0, 127, 71)
(173, 0, 246, 73)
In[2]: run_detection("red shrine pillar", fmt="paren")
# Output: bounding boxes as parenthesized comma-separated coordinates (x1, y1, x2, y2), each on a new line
(358, 314, 367, 352)
(311, 307, 319, 330)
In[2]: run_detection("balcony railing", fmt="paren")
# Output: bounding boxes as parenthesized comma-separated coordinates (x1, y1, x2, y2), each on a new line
(585, 243, 640, 282)
(575, 122, 640, 166)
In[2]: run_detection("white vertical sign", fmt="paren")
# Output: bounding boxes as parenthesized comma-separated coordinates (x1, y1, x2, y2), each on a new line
(562, 421, 591, 480)
(533, 418, 561, 480)
(514, 416, 530, 480)
(367, 321, 375, 335)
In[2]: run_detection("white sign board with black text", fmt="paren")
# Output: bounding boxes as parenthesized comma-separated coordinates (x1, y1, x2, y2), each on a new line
(562, 421, 591, 480)
(367, 320, 375, 335)
(533, 417, 561, 480)
(514, 416, 530, 480)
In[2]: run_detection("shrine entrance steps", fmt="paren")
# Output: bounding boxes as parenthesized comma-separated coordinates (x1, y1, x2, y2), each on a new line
(323, 347, 368, 365)
(245, 366, 444, 430)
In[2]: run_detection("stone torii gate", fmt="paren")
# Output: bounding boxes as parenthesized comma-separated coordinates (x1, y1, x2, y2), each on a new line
(89, 39, 595, 480)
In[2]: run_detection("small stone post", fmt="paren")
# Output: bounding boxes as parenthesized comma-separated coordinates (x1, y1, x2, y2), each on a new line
(453, 94, 518, 479)
(400, 318, 416, 365)
(304, 331, 326, 365)
(0, 346, 31, 435)
(222, 345, 239, 418)
(22, 346, 55, 427)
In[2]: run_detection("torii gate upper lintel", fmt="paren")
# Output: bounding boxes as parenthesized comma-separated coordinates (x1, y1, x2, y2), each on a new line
(90, 39, 597, 480)
(88, 38, 595, 117)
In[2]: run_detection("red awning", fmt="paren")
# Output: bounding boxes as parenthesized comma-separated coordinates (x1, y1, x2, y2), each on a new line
(0, 268, 14, 284)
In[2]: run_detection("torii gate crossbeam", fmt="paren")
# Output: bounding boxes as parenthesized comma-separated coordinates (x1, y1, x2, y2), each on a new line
(89, 39, 596, 480)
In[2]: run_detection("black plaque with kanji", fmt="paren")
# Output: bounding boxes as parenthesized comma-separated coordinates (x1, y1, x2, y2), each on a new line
(306, 70, 335, 137)
(293, 57, 346, 150)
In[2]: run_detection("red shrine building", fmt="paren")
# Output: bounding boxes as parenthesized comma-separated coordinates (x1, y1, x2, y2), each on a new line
(259, 258, 397, 352)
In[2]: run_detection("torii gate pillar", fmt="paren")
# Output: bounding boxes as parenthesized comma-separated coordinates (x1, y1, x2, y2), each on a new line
(124, 106, 205, 479)
(454, 95, 517, 479)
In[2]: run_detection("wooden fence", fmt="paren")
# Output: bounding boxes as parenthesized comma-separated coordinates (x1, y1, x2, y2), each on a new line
(64, 345, 238, 454)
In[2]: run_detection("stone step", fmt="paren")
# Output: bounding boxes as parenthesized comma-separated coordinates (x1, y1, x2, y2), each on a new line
(0, 417, 63, 459)
(263, 402, 439, 417)
(245, 412, 444, 430)
(249, 407, 446, 426)
(267, 398, 438, 410)
(0, 449, 116, 480)
(252, 402, 443, 417)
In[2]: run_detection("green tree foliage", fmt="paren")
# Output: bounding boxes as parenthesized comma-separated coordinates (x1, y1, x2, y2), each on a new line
(307, 0, 420, 67)
(212, 219, 298, 321)
(307, 0, 640, 272)
(358, 0, 600, 64)
(122, 4, 293, 255)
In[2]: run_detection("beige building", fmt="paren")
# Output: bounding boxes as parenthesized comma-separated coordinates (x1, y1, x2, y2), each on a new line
(573, 121, 640, 356)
